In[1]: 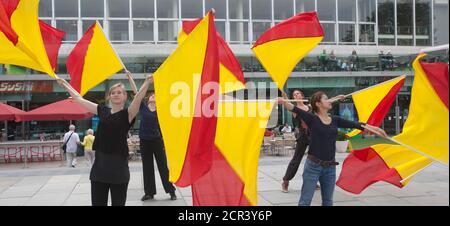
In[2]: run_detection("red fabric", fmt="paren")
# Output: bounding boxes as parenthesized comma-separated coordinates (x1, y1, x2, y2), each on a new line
(192, 146, 251, 206)
(15, 98, 94, 122)
(66, 23, 96, 94)
(175, 12, 220, 187)
(336, 147, 403, 194)
(252, 11, 324, 48)
(0, 0, 18, 45)
(419, 61, 449, 110)
(0, 102, 25, 121)
(366, 77, 405, 127)
(183, 18, 246, 85)
(39, 20, 65, 71)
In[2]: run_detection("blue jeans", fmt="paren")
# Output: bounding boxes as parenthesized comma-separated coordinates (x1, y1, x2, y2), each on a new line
(298, 159, 336, 206)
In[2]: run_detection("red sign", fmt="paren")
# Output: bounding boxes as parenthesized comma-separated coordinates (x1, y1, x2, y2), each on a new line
(0, 81, 53, 93)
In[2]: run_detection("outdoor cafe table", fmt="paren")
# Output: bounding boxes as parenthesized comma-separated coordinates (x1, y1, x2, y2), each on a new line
(0, 140, 64, 168)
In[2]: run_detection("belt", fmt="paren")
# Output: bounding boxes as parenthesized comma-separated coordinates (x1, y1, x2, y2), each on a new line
(307, 155, 339, 167)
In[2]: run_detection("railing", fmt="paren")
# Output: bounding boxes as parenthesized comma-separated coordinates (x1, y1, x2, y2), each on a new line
(0, 140, 64, 167)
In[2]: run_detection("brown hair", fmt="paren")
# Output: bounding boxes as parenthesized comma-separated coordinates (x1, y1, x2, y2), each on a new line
(291, 88, 304, 99)
(310, 91, 326, 113)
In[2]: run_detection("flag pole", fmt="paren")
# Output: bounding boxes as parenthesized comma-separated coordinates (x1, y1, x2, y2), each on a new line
(329, 75, 407, 102)
(361, 125, 448, 166)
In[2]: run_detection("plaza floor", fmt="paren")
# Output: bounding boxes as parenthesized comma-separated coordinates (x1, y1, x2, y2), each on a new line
(0, 153, 448, 206)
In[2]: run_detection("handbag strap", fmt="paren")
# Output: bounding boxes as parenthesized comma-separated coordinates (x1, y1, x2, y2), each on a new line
(63, 132, 74, 146)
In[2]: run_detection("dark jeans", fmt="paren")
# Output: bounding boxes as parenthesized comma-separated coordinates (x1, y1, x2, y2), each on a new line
(140, 139, 175, 195)
(91, 181, 128, 206)
(299, 159, 336, 206)
(283, 137, 309, 181)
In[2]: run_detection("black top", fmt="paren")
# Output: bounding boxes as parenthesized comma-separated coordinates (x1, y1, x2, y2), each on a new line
(292, 105, 311, 140)
(292, 106, 365, 161)
(90, 105, 135, 184)
(139, 102, 162, 141)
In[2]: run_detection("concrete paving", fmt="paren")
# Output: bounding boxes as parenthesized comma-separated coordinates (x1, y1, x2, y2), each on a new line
(0, 153, 448, 206)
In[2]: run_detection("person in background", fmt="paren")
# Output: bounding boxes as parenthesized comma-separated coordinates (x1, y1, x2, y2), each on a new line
(281, 123, 292, 133)
(126, 71, 177, 201)
(81, 129, 95, 167)
(63, 124, 80, 168)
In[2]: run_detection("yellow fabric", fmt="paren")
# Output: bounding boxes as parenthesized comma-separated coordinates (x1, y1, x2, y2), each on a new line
(179, 29, 245, 94)
(0, 0, 55, 77)
(215, 101, 275, 206)
(154, 15, 210, 183)
(370, 54, 448, 188)
(391, 54, 448, 165)
(347, 75, 406, 137)
(252, 37, 323, 90)
(371, 144, 433, 186)
(219, 64, 246, 94)
(79, 22, 123, 96)
(82, 134, 95, 150)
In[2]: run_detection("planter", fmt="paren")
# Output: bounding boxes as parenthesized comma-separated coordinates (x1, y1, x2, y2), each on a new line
(335, 140, 349, 153)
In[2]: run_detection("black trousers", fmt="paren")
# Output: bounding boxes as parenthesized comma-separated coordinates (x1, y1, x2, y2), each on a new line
(283, 136, 310, 181)
(140, 139, 175, 195)
(91, 181, 128, 206)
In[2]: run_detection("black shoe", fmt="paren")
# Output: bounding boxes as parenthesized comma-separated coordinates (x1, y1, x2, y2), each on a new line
(141, 194, 153, 201)
(170, 192, 177, 200)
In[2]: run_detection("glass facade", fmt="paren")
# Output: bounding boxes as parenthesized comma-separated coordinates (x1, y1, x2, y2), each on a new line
(36, 0, 435, 46)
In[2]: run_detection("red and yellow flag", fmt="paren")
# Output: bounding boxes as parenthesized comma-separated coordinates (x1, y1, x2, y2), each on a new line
(252, 12, 324, 90)
(0, 0, 57, 77)
(337, 54, 449, 194)
(178, 18, 246, 94)
(192, 100, 275, 206)
(346, 75, 406, 137)
(66, 21, 124, 96)
(154, 11, 219, 187)
(39, 20, 65, 72)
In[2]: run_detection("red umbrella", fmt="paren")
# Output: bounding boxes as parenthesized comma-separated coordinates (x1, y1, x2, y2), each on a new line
(0, 102, 25, 121)
(16, 98, 94, 122)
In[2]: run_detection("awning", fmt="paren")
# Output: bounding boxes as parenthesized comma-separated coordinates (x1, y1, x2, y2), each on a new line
(0, 102, 25, 121)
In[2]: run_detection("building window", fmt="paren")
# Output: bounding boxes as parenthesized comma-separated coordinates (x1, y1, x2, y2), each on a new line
(132, 0, 155, 18)
(338, 0, 356, 22)
(274, 0, 294, 20)
(397, 0, 413, 46)
(55, 0, 78, 17)
(358, 0, 376, 23)
(317, 0, 336, 21)
(296, 0, 315, 14)
(158, 21, 178, 42)
(252, 0, 272, 20)
(181, 0, 203, 18)
(157, 0, 179, 18)
(252, 21, 271, 42)
(82, 20, 103, 34)
(359, 24, 375, 43)
(109, 0, 130, 18)
(81, 0, 104, 18)
(205, 0, 226, 19)
(378, 0, 395, 45)
(109, 20, 129, 42)
(39, 0, 52, 18)
(230, 21, 249, 43)
(56, 20, 78, 42)
(215, 21, 226, 39)
(133, 20, 154, 42)
(229, 0, 249, 19)
(415, 0, 432, 46)
(339, 23, 355, 43)
(321, 23, 335, 43)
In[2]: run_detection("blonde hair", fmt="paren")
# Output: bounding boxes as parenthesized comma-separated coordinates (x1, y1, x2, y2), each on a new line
(87, 129, 94, 135)
(106, 83, 127, 102)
